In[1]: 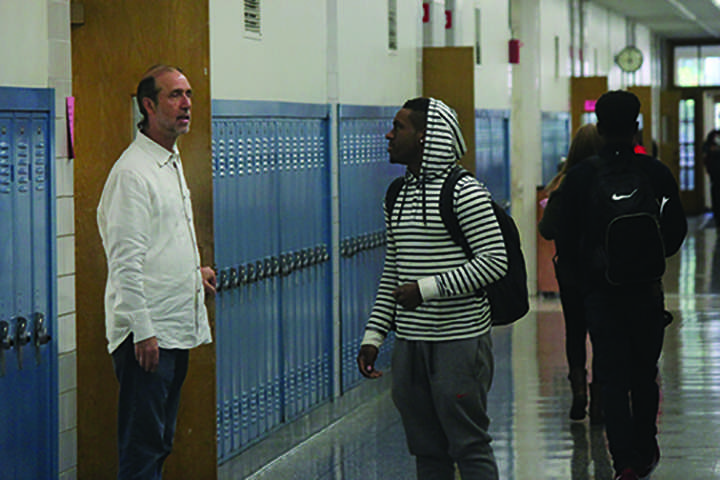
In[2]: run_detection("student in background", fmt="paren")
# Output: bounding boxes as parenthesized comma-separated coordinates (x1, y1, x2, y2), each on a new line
(540, 91, 687, 480)
(540, 123, 604, 423)
(702, 129, 720, 226)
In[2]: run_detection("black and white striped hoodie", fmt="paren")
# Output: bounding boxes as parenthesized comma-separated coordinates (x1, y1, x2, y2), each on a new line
(362, 98, 508, 347)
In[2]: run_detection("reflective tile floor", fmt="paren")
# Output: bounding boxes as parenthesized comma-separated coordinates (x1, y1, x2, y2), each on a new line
(221, 215, 720, 479)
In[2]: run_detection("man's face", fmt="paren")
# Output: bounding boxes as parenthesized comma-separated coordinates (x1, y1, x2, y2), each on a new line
(386, 108, 424, 167)
(146, 70, 192, 140)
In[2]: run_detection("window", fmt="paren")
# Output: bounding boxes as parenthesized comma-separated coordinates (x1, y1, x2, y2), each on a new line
(679, 98, 696, 192)
(244, 0, 261, 39)
(475, 8, 482, 65)
(388, 0, 398, 51)
(674, 45, 720, 87)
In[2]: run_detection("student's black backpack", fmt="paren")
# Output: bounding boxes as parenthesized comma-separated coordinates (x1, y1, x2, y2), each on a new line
(385, 165, 529, 326)
(586, 154, 665, 285)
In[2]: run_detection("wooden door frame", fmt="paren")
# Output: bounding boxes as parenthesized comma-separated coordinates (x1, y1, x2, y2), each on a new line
(570, 76, 608, 135)
(72, 1, 216, 478)
(422, 47, 476, 173)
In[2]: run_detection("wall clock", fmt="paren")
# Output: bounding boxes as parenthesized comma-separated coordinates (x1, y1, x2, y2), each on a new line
(615, 46, 644, 73)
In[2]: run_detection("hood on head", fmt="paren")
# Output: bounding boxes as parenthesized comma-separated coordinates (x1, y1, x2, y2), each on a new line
(421, 98, 467, 177)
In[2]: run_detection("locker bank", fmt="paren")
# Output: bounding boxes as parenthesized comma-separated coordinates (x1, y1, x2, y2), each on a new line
(1, 1, 720, 478)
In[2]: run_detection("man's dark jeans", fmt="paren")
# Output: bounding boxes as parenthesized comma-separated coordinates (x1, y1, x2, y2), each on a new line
(112, 335, 189, 480)
(585, 284, 664, 473)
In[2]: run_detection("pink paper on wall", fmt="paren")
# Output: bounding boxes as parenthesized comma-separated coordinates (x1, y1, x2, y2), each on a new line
(66, 96, 75, 159)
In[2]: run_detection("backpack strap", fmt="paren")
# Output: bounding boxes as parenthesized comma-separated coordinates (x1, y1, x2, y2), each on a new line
(385, 176, 406, 227)
(440, 165, 474, 258)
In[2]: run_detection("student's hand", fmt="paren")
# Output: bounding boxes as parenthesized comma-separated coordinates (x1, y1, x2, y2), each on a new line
(201, 266, 217, 296)
(357, 345, 382, 379)
(135, 336, 159, 372)
(393, 282, 422, 310)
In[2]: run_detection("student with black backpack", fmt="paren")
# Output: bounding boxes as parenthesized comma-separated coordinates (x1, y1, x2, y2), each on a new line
(356, 97, 510, 479)
(541, 90, 687, 480)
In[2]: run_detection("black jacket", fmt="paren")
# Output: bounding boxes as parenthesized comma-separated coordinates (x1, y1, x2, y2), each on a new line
(540, 143, 687, 290)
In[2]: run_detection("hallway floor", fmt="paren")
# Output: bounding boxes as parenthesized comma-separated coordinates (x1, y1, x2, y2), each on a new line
(221, 215, 720, 479)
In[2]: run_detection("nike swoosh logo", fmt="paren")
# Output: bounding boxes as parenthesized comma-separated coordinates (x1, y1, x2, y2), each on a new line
(660, 196, 670, 214)
(611, 189, 638, 201)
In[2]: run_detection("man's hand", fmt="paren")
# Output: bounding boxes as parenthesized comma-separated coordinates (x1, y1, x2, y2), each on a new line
(135, 336, 159, 372)
(393, 282, 422, 310)
(357, 345, 382, 379)
(201, 266, 217, 296)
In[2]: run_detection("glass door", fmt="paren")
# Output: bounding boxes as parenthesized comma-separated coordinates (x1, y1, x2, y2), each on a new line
(679, 98, 696, 194)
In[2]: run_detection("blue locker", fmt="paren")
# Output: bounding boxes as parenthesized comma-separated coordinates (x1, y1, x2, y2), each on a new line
(212, 101, 333, 460)
(0, 88, 58, 480)
(338, 107, 401, 392)
(0, 113, 17, 480)
(475, 109, 511, 208)
(541, 112, 570, 187)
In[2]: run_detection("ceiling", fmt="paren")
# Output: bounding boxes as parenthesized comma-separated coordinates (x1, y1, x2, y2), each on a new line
(589, 0, 720, 40)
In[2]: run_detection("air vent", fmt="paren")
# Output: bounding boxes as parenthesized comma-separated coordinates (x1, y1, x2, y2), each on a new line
(388, 0, 398, 51)
(475, 8, 481, 65)
(244, 0, 261, 39)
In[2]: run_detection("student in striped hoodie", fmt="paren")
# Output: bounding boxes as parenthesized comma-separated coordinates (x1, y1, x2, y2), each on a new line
(357, 97, 507, 479)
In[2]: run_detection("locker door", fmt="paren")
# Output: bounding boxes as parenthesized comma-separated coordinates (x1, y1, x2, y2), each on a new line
(0, 92, 57, 480)
(0, 113, 18, 480)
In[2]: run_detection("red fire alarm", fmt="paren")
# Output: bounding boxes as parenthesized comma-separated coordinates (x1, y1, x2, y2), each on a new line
(509, 39, 521, 64)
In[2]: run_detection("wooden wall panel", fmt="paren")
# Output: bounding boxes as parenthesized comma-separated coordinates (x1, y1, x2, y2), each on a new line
(423, 47, 476, 173)
(570, 76, 607, 135)
(71, 1, 215, 478)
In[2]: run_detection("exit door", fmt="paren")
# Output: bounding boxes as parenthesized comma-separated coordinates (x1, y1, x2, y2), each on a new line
(0, 87, 58, 480)
(661, 90, 705, 214)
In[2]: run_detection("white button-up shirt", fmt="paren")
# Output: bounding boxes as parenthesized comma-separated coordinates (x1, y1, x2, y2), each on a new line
(97, 132, 212, 353)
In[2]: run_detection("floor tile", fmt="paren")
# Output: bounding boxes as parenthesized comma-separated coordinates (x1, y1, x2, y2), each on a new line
(222, 215, 720, 479)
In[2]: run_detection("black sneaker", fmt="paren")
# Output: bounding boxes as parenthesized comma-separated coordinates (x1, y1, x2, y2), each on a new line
(635, 441, 660, 477)
(614, 467, 639, 480)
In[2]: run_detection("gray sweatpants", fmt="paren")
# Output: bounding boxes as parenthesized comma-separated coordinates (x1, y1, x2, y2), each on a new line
(391, 334, 498, 480)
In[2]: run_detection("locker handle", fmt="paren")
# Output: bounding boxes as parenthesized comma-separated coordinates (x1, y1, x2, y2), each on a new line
(0, 320, 10, 377)
(34, 313, 51, 366)
(0, 320, 12, 350)
(238, 265, 248, 285)
(15, 317, 31, 347)
(229, 267, 239, 288)
(34, 313, 51, 347)
(271, 256, 281, 277)
(217, 269, 229, 292)
(14, 317, 31, 370)
(246, 263, 256, 283)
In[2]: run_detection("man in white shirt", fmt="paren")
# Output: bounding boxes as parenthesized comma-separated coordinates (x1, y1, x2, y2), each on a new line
(97, 65, 216, 480)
